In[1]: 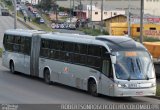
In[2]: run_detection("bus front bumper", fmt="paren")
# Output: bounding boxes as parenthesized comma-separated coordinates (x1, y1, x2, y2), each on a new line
(113, 87, 156, 97)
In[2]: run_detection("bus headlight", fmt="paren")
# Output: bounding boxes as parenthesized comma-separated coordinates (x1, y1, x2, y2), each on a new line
(117, 84, 128, 88)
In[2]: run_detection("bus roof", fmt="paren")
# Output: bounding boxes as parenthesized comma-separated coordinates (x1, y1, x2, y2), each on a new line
(96, 35, 146, 51)
(41, 32, 99, 44)
(5, 29, 46, 37)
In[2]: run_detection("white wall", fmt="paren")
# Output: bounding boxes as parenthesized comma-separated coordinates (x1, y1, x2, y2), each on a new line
(144, 0, 160, 16)
(85, 6, 125, 21)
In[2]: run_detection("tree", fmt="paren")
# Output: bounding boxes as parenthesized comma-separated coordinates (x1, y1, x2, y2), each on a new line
(40, 0, 53, 10)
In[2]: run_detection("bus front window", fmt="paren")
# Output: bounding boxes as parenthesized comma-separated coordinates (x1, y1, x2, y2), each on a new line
(113, 51, 155, 80)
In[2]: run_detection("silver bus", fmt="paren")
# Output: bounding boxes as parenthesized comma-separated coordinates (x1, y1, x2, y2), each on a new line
(2, 29, 156, 97)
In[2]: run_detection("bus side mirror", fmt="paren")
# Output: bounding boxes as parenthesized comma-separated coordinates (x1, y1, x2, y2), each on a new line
(105, 52, 117, 64)
(111, 55, 116, 64)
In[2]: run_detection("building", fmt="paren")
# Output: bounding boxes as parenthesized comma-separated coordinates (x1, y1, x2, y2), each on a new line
(144, 0, 160, 16)
(56, 0, 141, 15)
(75, 5, 125, 22)
(104, 15, 127, 34)
(109, 22, 160, 38)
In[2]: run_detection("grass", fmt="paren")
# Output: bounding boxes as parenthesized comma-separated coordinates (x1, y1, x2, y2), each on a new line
(2, 0, 13, 11)
(32, 21, 52, 32)
(79, 28, 109, 36)
(156, 84, 160, 96)
(133, 36, 160, 42)
(0, 48, 2, 57)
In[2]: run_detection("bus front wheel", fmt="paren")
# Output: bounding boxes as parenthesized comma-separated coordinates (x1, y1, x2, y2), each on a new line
(10, 61, 15, 74)
(88, 80, 98, 97)
(44, 69, 51, 84)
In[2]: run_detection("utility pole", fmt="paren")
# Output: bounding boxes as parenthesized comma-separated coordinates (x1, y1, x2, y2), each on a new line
(13, 0, 17, 29)
(70, 0, 71, 22)
(73, 0, 75, 10)
(140, 0, 144, 43)
(90, 0, 92, 23)
(128, 0, 131, 37)
(80, 0, 82, 27)
(101, 0, 104, 32)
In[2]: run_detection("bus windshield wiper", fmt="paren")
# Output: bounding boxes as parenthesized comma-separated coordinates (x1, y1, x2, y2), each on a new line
(127, 75, 131, 81)
(131, 59, 134, 73)
(136, 58, 141, 73)
(145, 74, 149, 80)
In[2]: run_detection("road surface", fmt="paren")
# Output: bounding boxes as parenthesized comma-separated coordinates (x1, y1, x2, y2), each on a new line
(0, 15, 27, 48)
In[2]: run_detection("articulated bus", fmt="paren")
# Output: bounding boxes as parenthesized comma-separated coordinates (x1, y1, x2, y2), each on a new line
(2, 29, 156, 97)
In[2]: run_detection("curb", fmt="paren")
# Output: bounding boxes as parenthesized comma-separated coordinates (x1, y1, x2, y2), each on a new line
(17, 17, 34, 30)
(10, 14, 34, 30)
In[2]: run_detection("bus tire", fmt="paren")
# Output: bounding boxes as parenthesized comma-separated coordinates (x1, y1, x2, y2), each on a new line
(44, 69, 51, 85)
(10, 61, 15, 74)
(88, 79, 98, 97)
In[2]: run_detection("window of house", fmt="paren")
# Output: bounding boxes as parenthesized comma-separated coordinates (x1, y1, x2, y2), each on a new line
(114, 12, 117, 15)
(104, 12, 107, 15)
(137, 27, 140, 32)
(95, 12, 98, 15)
(150, 27, 156, 30)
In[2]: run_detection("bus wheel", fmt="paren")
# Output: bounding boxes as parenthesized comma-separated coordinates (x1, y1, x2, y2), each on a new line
(88, 80, 98, 97)
(10, 61, 15, 74)
(44, 69, 51, 84)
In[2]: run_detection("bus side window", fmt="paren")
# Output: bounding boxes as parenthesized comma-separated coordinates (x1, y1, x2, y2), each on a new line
(20, 37, 25, 53)
(102, 60, 110, 77)
(3, 34, 7, 48)
(24, 37, 31, 55)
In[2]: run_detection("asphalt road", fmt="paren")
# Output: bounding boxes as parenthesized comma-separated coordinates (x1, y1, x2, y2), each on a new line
(20, 4, 35, 19)
(0, 16, 27, 48)
(0, 59, 159, 104)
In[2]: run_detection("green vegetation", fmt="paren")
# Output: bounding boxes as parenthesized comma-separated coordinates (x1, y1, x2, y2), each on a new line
(156, 84, 160, 96)
(80, 28, 109, 36)
(0, 48, 2, 57)
(32, 20, 52, 32)
(134, 36, 160, 42)
(143, 36, 160, 42)
(2, 0, 13, 11)
(17, 11, 24, 18)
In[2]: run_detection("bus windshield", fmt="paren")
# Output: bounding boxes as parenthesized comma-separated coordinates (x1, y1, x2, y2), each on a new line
(113, 51, 155, 80)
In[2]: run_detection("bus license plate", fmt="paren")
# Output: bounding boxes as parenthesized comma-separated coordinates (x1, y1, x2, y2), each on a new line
(136, 91, 143, 95)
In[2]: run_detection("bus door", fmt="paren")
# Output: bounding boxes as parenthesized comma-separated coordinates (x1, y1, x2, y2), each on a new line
(100, 60, 113, 96)
(30, 35, 41, 77)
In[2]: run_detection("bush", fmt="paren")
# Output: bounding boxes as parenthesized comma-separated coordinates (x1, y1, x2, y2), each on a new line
(0, 48, 2, 57)
(81, 28, 109, 36)
(133, 36, 160, 42)
(32, 17, 40, 23)
(156, 84, 160, 96)
(5, 1, 12, 6)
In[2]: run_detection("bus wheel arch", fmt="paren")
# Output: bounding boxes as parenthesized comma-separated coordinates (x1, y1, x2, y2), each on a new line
(9, 60, 15, 73)
(87, 77, 98, 96)
(43, 67, 51, 84)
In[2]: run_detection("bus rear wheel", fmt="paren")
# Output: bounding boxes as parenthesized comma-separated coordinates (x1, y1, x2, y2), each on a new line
(10, 61, 15, 74)
(88, 80, 98, 97)
(44, 69, 51, 84)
